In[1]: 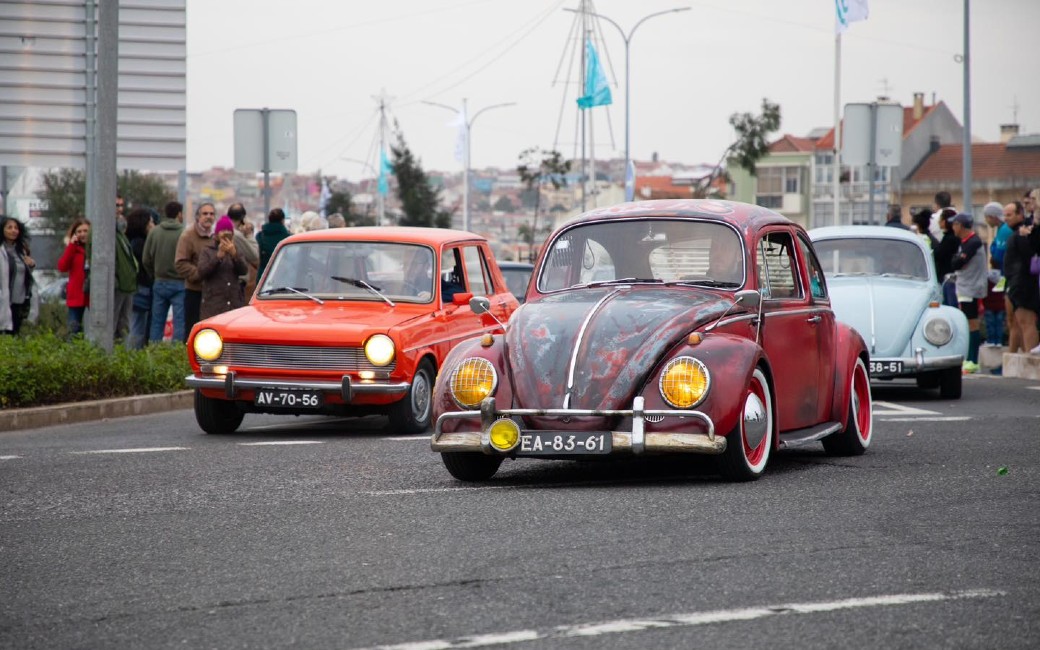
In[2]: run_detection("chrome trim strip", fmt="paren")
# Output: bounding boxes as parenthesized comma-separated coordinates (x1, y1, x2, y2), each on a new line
(186, 374, 410, 396)
(563, 287, 622, 409)
(868, 282, 877, 354)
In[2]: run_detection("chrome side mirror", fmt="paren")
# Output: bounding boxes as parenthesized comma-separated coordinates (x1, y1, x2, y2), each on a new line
(469, 296, 492, 315)
(734, 289, 761, 309)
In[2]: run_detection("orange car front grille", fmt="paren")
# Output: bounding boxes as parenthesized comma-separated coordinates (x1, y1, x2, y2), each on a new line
(200, 343, 397, 372)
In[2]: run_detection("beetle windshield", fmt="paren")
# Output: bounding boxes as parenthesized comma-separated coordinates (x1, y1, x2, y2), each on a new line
(259, 241, 436, 302)
(537, 219, 745, 292)
(814, 238, 930, 281)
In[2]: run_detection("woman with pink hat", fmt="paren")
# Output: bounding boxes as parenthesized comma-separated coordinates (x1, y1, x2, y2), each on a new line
(196, 215, 247, 320)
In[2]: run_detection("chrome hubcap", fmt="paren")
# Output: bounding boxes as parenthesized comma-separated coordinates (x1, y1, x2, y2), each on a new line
(743, 391, 767, 449)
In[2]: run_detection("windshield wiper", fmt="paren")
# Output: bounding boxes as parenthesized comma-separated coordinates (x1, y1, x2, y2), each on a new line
(668, 279, 741, 288)
(567, 277, 662, 290)
(258, 286, 324, 305)
(331, 276, 395, 307)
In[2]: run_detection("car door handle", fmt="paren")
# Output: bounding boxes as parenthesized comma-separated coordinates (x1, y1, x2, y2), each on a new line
(806, 315, 822, 324)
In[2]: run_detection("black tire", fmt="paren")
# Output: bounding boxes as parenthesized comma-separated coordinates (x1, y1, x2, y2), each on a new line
(441, 452, 503, 481)
(938, 366, 962, 399)
(387, 359, 435, 434)
(194, 389, 244, 434)
(716, 368, 773, 481)
(823, 357, 872, 456)
(915, 371, 940, 390)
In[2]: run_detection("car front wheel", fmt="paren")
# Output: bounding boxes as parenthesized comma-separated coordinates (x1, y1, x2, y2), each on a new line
(194, 390, 244, 434)
(717, 368, 773, 481)
(938, 366, 962, 399)
(441, 452, 503, 481)
(823, 357, 872, 455)
(387, 359, 434, 434)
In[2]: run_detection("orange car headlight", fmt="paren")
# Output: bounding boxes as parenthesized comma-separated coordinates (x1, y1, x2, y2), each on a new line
(659, 356, 710, 409)
(450, 358, 498, 408)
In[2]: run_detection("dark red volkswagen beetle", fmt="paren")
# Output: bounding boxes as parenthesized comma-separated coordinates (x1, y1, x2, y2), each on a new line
(430, 199, 873, 481)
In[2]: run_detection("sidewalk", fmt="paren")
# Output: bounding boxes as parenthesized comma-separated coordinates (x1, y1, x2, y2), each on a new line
(0, 391, 193, 433)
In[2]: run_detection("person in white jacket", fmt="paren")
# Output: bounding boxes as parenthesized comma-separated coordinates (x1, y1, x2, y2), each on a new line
(0, 243, 11, 333)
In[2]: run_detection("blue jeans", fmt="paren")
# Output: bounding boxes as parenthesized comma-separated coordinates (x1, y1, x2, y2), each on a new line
(150, 279, 185, 343)
(68, 306, 87, 336)
(983, 309, 1005, 345)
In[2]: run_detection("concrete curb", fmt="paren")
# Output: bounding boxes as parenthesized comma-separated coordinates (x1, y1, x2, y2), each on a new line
(0, 390, 193, 433)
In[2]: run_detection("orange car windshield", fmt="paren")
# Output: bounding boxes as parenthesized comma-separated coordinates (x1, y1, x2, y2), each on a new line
(259, 241, 436, 303)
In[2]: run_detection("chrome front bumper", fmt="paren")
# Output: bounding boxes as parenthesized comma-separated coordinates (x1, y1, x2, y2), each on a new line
(431, 396, 723, 456)
(870, 350, 964, 377)
(186, 371, 410, 401)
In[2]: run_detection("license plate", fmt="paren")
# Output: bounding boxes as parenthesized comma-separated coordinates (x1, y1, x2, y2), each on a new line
(254, 388, 323, 409)
(517, 432, 612, 455)
(869, 360, 904, 375)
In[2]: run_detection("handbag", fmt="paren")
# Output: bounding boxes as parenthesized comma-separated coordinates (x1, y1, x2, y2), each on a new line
(1030, 255, 1040, 276)
(82, 259, 90, 295)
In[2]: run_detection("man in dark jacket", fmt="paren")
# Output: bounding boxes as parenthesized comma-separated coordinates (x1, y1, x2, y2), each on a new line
(1002, 201, 1039, 354)
(256, 208, 291, 279)
(933, 209, 960, 306)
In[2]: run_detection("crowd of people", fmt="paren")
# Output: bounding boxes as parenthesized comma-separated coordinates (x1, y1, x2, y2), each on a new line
(905, 189, 1040, 374)
(0, 198, 350, 341)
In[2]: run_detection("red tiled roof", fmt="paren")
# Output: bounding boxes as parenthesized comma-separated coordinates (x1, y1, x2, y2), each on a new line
(635, 175, 695, 199)
(814, 103, 940, 150)
(907, 142, 1040, 182)
(769, 134, 817, 153)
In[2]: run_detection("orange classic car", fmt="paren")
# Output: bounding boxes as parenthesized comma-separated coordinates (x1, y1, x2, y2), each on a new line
(186, 227, 519, 434)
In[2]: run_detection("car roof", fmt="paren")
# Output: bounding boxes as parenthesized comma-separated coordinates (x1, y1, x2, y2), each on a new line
(809, 225, 928, 246)
(565, 199, 795, 233)
(283, 226, 488, 247)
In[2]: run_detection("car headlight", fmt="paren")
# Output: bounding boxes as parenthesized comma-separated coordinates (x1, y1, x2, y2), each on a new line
(488, 418, 520, 451)
(193, 329, 223, 361)
(450, 358, 498, 408)
(659, 356, 710, 408)
(923, 317, 953, 346)
(364, 334, 395, 366)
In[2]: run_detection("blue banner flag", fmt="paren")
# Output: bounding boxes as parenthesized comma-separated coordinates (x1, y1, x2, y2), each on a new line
(835, 0, 869, 34)
(577, 39, 612, 110)
(378, 149, 392, 196)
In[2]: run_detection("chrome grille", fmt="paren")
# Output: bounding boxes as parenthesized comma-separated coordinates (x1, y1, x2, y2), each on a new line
(200, 343, 396, 372)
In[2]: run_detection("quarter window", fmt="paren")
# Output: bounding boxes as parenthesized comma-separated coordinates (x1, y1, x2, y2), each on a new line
(463, 246, 492, 296)
(756, 231, 802, 300)
(797, 235, 828, 300)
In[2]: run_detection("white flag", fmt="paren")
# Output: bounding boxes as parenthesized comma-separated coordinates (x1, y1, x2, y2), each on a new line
(835, 0, 869, 34)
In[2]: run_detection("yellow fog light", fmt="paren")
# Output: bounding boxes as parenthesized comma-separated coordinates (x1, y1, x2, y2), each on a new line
(364, 334, 395, 366)
(488, 418, 520, 451)
(193, 329, 223, 361)
(450, 358, 497, 408)
(659, 356, 710, 408)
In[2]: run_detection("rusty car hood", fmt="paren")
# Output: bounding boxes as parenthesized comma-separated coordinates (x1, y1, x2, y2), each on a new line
(505, 286, 732, 410)
(202, 300, 426, 344)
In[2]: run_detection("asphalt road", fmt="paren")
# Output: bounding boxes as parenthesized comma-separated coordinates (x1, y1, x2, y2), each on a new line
(1, 374, 1038, 649)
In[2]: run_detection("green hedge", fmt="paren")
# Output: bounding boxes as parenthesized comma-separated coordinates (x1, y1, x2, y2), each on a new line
(0, 330, 190, 409)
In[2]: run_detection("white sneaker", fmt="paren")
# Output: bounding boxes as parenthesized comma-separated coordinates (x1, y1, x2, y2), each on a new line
(1031, 345, 1040, 354)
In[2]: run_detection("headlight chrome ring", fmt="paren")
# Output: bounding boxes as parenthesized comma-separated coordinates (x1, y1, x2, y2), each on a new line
(364, 334, 395, 366)
(923, 317, 953, 346)
(659, 356, 711, 409)
(194, 329, 223, 362)
(450, 357, 498, 408)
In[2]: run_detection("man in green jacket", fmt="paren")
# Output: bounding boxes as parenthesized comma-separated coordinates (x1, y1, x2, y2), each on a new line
(142, 201, 186, 343)
(87, 195, 138, 342)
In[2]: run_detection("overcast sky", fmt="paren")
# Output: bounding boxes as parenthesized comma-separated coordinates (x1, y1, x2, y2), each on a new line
(186, 0, 1039, 181)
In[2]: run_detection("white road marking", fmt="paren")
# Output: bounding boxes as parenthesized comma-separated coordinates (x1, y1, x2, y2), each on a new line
(0, 455, 22, 460)
(386, 435, 432, 441)
(237, 440, 324, 446)
(355, 589, 1005, 650)
(72, 447, 189, 455)
(1028, 386, 1040, 391)
(872, 401, 942, 417)
(880, 416, 973, 422)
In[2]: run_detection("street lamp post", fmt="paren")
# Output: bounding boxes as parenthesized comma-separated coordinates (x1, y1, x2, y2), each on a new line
(566, 6, 689, 200)
(423, 99, 516, 232)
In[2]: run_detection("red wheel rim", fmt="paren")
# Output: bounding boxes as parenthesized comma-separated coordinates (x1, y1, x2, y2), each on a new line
(852, 361, 872, 443)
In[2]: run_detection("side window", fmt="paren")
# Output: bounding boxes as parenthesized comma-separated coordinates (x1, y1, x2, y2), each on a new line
(463, 246, 491, 296)
(755, 231, 802, 300)
(797, 235, 828, 300)
(440, 247, 466, 301)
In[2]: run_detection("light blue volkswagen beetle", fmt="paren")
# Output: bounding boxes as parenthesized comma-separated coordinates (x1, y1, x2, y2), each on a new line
(809, 226, 968, 398)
